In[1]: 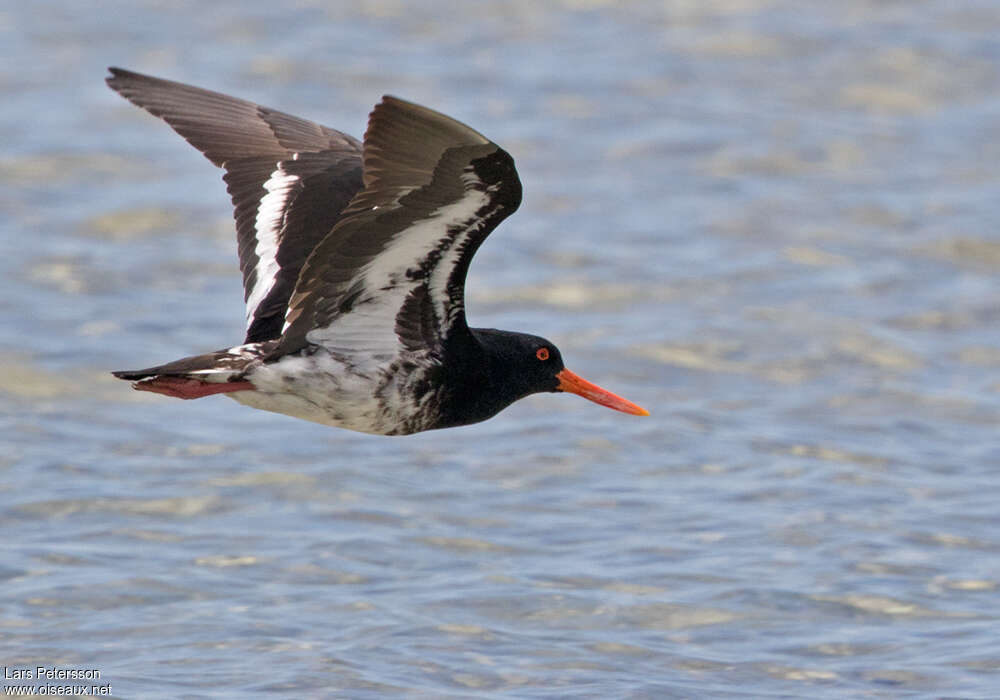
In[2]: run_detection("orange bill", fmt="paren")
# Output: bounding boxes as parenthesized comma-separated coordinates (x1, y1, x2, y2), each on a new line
(556, 368, 649, 416)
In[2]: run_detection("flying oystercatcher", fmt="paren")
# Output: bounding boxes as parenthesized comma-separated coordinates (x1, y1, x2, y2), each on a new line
(107, 68, 648, 435)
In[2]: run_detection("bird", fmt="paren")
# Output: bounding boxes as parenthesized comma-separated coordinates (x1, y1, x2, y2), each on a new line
(106, 68, 649, 435)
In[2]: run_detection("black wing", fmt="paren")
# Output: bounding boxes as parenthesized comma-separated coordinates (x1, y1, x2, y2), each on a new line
(278, 96, 522, 361)
(106, 67, 364, 343)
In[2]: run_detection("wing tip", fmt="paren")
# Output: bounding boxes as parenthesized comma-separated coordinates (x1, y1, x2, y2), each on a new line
(366, 95, 492, 148)
(106, 66, 139, 90)
(105, 66, 121, 89)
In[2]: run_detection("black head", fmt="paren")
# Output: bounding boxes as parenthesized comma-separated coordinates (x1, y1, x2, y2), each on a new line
(474, 328, 566, 400)
(436, 328, 647, 429)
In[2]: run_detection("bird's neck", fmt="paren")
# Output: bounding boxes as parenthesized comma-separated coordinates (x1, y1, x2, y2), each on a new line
(434, 328, 519, 429)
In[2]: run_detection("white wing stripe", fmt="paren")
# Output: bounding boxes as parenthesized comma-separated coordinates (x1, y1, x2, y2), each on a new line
(302, 180, 491, 359)
(427, 180, 503, 327)
(358, 185, 489, 296)
(246, 164, 299, 327)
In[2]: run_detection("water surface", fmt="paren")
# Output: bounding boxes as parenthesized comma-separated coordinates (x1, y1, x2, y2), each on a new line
(3, 1, 1000, 697)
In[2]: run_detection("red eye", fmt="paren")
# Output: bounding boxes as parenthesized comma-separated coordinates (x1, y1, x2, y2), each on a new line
(536, 347, 550, 361)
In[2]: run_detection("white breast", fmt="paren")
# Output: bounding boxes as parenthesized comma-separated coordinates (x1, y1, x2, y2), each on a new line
(229, 349, 438, 435)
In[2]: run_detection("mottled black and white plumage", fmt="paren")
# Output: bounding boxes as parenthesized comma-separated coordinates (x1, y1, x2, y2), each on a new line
(108, 68, 647, 434)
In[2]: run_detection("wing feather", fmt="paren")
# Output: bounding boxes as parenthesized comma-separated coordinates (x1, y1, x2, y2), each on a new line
(278, 97, 522, 360)
(106, 68, 363, 342)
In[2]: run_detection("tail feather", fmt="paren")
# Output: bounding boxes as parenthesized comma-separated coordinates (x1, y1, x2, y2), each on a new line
(112, 350, 244, 381)
(112, 367, 166, 380)
(112, 345, 271, 398)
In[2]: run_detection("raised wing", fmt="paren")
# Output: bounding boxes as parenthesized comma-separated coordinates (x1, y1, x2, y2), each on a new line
(278, 96, 522, 361)
(106, 68, 364, 342)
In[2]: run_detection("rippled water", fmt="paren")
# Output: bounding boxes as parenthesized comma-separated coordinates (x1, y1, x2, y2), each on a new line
(3, 1, 1000, 697)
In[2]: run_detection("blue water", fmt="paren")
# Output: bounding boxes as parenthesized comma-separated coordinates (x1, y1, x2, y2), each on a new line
(3, 1, 1000, 697)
